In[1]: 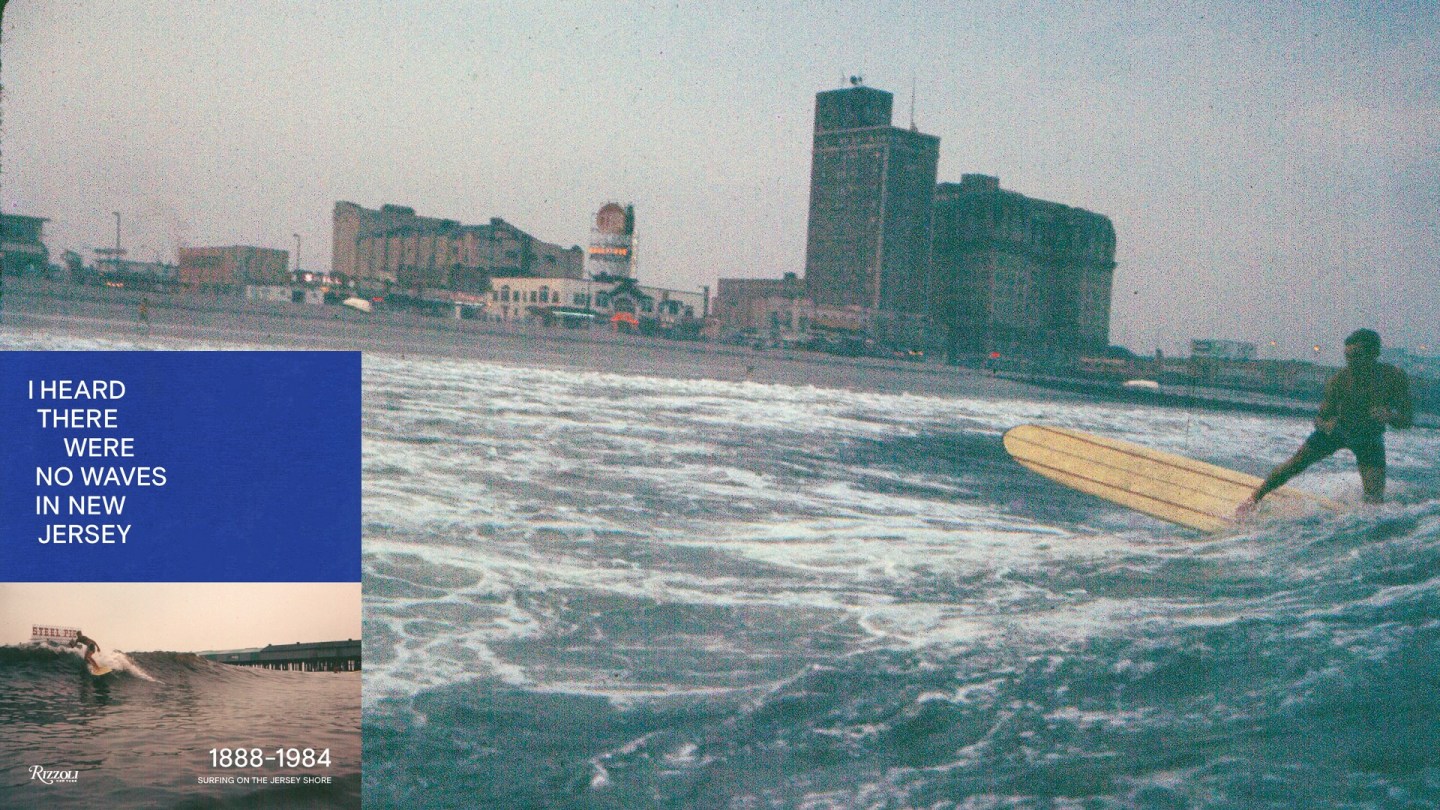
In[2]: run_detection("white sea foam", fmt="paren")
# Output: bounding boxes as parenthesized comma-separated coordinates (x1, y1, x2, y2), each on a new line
(110, 651, 159, 681)
(365, 353, 1358, 703)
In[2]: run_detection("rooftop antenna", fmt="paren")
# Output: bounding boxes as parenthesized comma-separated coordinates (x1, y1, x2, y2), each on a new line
(910, 75, 917, 131)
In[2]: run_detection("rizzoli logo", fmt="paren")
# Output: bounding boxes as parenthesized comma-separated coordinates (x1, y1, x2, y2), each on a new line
(29, 765, 79, 784)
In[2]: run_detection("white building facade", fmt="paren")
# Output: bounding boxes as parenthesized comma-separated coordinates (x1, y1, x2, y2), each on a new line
(483, 276, 705, 329)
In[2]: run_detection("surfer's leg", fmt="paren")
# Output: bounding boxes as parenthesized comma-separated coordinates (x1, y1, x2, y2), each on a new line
(1250, 456, 1305, 502)
(1251, 433, 1335, 503)
(1352, 439, 1387, 504)
(1358, 464, 1385, 503)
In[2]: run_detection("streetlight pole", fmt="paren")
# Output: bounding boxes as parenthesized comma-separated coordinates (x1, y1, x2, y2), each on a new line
(114, 212, 121, 257)
(293, 233, 302, 279)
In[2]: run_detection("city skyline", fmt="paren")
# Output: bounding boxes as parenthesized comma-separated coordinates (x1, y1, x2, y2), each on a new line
(2, 2, 1435, 364)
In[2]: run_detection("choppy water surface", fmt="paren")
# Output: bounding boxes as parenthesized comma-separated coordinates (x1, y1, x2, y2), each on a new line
(357, 352, 1440, 809)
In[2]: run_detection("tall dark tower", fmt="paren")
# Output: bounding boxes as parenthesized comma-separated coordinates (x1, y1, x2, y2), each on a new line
(803, 83, 940, 343)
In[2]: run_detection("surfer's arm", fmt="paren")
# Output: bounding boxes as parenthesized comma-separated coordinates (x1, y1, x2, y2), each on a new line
(1387, 371, 1413, 429)
(1314, 377, 1341, 433)
(1368, 372, 1413, 429)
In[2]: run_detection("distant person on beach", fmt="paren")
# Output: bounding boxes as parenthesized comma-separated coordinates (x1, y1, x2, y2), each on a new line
(71, 629, 101, 669)
(1242, 329, 1412, 510)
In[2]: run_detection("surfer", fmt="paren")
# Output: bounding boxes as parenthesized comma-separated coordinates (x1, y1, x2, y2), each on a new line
(1242, 329, 1412, 510)
(71, 629, 101, 670)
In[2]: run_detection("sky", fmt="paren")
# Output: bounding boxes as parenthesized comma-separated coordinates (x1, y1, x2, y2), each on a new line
(0, 582, 362, 651)
(1, 1, 1436, 363)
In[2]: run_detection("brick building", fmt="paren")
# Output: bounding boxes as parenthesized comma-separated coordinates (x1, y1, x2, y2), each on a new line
(332, 202, 582, 292)
(712, 273, 808, 333)
(178, 246, 289, 291)
(930, 174, 1116, 360)
(803, 84, 939, 347)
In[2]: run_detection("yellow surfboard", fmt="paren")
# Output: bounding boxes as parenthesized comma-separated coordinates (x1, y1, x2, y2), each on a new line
(1002, 424, 1337, 532)
(87, 660, 113, 676)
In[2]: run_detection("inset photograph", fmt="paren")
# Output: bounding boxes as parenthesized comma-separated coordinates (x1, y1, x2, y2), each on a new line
(0, 582, 361, 809)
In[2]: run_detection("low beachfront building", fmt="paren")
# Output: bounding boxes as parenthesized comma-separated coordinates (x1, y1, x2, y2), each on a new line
(245, 285, 326, 305)
(479, 276, 706, 334)
(713, 273, 808, 334)
(93, 257, 181, 290)
(178, 246, 289, 292)
(1, 214, 50, 275)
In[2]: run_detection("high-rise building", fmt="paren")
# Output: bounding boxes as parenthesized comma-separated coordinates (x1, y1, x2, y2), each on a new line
(802, 84, 940, 345)
(930, 174, 1116, 360)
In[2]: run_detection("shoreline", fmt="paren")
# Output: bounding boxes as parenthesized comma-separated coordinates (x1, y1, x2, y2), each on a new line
(7, 277, 1431, 427)
(1, 277, 1061, 403)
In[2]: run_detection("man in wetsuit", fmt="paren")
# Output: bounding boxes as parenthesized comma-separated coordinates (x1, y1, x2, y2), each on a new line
(1243, 329, 1412, 509)
(71, 629, 101, 670)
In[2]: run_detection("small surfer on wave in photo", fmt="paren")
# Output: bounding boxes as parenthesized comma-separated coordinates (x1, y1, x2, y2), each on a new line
(1242, 329, 1412, 512)
(71, 629, 101, 670)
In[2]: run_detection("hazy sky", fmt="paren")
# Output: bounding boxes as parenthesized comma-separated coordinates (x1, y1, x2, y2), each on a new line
(0, 582, 362, 651)
(2, 2, 1435, 363)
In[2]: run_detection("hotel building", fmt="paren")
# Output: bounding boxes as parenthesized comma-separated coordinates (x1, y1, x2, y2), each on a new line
(929, 174, 1116, 359)
(802, 84, 940, 346)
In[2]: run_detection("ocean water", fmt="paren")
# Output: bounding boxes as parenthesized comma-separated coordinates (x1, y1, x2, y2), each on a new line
(0, 645, 361, 809)
(356, 352, 1440, 809)
(6, 328, 1439, 808)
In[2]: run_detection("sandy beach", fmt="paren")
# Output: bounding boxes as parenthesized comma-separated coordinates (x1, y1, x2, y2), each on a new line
(1, 277, 1070, 404)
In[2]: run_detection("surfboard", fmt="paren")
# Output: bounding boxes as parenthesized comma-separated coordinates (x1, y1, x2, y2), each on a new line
(1002, 424, 1337, 532)
(87, 661, 112, 677)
